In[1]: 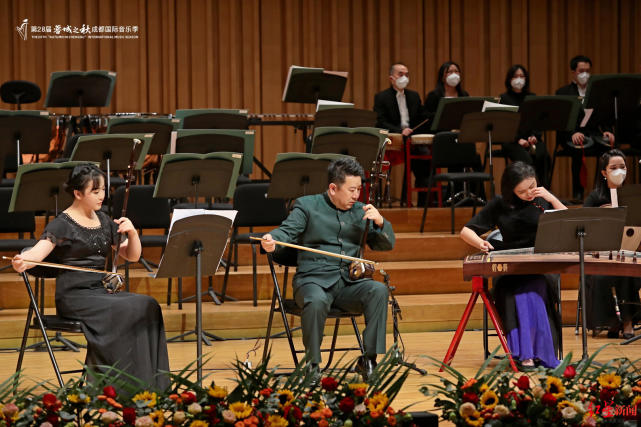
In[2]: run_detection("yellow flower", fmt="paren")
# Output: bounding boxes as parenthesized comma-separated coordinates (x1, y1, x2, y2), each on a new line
(275, 389, 294, 408)
(149, 410, 164, 427)
(480, 389, 498, 410)
(631, 396, 641, 407)
(598, 373, 622, 389)
(132, 391, 157, 408)
(348, 383, 368, 390)
(546, 377, 565, 398)
(190, 421, 210, 427)
(557, 400, 576, 411)
(267, 414, 288, 427)
(305, 400, 325, 411)
(228, 401, 253, 419)
(208, 384, 228, 399)
(479, 383, 489, 392)
(367, 392, 389, 412)
(464, 410, 483, 426)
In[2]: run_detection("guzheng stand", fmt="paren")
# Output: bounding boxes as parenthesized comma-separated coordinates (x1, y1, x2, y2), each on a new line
(154, 153, 242, 306)
(442, 207, 626, 372)
(459, 111, 520, 199)
(155, 214, 234, 385)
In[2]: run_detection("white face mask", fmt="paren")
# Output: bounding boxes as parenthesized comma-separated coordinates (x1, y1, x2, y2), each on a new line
(446, 73, 460, 88)
(577, 72, 590, 85)
(511, 77, 526, 90)
(608, 168, 626, 186)
(395, 75, 409, 90)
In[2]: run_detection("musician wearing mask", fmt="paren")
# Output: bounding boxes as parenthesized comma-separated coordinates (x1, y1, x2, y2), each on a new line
(499, 64, 550, 187)
(260, 158, 395, 378)
(374, 62, 430, 206)
(584, 149, 641, 339)
(460, 162, 567, 369)
(556, 55, 614, 201)
(424, 61, 469, 119)
(12, 164, 169, 390)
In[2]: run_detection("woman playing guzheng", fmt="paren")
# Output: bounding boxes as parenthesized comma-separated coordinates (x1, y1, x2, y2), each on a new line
(584, 149, 641, 339)
(12, 164, 169, 390)
(459, 162, 567, 369)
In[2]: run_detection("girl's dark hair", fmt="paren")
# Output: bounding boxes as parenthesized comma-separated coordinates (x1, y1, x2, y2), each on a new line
(501, 161, 537, 207)
(64, 163, 106, 196)
(594, 148, 626, 200)
(434, 61, 465, 97)
(504, 64, 530, 93)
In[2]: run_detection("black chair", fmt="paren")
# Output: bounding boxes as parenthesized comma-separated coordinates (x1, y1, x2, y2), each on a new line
(0, 187, 37, 273)
(16, 270, 85, 388)
(262, 247, 365, 370)
(220, 182, 288, 306)
(112, 185, 170, 294)
(420, 132, 492, 234)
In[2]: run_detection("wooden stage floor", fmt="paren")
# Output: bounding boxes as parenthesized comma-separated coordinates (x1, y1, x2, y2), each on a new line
(2, 328, 639, 421)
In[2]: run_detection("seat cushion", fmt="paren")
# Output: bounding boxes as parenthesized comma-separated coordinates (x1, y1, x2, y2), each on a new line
(283, 299, 362, 318)
(41, 315, 84, 333)
(140, 234, 168, 247)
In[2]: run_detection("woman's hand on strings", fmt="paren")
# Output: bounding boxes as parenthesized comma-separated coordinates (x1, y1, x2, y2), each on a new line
(260, 234, 276, 253)
(479, 240, 494, 253)
(362, 204, 384, 227)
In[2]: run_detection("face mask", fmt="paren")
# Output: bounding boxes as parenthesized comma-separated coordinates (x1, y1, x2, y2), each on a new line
(608, 168, 626, 186)
(511, 77, 526, 90)
(577, 72, 590, 85)
(446, 73, 460, 87)
(395, 75, 409, 89)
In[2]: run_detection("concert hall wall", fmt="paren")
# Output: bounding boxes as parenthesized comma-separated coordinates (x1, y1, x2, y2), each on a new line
(1, 0, 640, 196)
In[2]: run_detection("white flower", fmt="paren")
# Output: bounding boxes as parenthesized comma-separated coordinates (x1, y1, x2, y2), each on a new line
(572, 401, 586, 414)
(135, 415, 154, 427)
(494, 404, 510, 417)
(459, 402, 476, 418)
(532, 385, 545, 399)
(40, 423, 54, 427)
(354, 403, 367, 415)
(561, 406, 577, 420)
(188, 402, 203, 414)
(100, 411, 119, 423)
(622, 384, 633, 397)
(222, 409, 237, 423)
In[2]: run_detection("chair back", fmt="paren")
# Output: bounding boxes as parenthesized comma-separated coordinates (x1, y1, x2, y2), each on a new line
(176, 108, 249, 130)
(431, 131, 481, 170)
(272, 246, 298, 268)
(174, 129, 254, 175)
(0, 187, 35, 234)
(233, 182, 288, 228)
(112, 185, 171, 229)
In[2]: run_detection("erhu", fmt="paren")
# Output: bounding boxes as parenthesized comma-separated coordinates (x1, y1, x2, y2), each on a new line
(102, 138, 140, 294)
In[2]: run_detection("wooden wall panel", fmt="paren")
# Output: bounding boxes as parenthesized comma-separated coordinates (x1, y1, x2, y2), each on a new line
(0, 0, 639, 195)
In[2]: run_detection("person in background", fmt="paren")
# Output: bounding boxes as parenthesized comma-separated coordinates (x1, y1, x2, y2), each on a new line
(424, 61, 470, 119)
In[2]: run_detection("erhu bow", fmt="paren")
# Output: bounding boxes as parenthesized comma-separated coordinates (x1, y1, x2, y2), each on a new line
(102, 138, 140, 293)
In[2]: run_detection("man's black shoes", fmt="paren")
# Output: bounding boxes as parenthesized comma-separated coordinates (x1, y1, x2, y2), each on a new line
(356, 355, 377, 380)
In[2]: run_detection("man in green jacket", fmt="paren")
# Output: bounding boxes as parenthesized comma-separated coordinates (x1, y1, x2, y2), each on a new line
(261, 158, 395, 377)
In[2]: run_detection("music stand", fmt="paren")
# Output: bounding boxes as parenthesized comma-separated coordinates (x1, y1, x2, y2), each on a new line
(0, 110, 52, 167)
(155, 153, 242, 306)
(267, 153, 348, 200)
(459, 111, 521, 198)
(311, 127, 388, 174)
(430, 97, 493, 132)
(155, 213, 235, 384)
(70, 133, 152, 191)
(282, 66, 347, 104)
(107, 117, 180, 155)
(584, 74, 641, 141)
(314, 108, 377, 128)
(534, 207, 627, 361)
(44, 71, 117, 112)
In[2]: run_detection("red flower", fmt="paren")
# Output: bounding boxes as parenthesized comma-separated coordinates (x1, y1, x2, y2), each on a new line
(123, 407, 136, 424)
(339, 397, 355, 413)
(46, 413, 60, 426)
(542, 393, 557, 407)
(321, 377, 339, 391)
(515, 375, 530, 391)
(259, 388, 273, 397)
(181, 391, 197, 404)
(284, 405, 303, 421)
(42, 393, 60, 410)
(103, 385, 117, 399)
(462, 392, 479, 404)
(599, 387, 617, 403)
(563, 365, 576, 380)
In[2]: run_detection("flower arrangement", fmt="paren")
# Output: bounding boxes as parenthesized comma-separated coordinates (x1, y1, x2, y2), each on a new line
(421, 346, 641, 426)
(0, 348, 414, 426)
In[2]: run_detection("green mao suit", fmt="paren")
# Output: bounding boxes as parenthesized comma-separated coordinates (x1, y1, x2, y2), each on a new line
(269, 193, 395, 364)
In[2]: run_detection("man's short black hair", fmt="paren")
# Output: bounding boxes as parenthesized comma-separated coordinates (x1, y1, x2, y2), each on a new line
(327, 157, 365, 186)
(570, 55, 592, 71)
(389, 62, 407, 76)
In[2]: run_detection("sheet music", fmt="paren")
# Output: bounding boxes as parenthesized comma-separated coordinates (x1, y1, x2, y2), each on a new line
(482, 100, 518, 112)
(580, 108, 593, 128)
(316, 99, 354, 112)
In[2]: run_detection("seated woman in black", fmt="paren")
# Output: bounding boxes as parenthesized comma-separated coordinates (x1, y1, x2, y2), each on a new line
(460, 162, 566, 369)
(499, 64, 550, 187)
(584, 149, 641, 339)
(12, 164, 170, 390)
(424, 61, 470, 119)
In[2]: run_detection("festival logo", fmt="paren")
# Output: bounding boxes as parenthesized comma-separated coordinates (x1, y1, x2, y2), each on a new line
(16, 18, 28, 40)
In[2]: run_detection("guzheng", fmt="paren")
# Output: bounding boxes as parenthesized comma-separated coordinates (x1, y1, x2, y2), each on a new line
(248, 113, 314, 127)
(463, 247, 641, 280)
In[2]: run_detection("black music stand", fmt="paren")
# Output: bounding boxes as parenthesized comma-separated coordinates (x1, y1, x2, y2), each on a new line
(584, 74, 641, 142)
(155, 153, 242, 306)
(107, 117, 180, 155)
(459, 111, 521, 198)
(534, 207, 627, 361)
(282, 66, 347, 104)
(9, 161, 92, 351)
(155, 213, 234, 385)
(44, 71, 116, 111)
(0, 111, 52, 168)
(314, 108, 377, 128)
(430, 97, 493, 132)
(267, 153, 349, 200)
